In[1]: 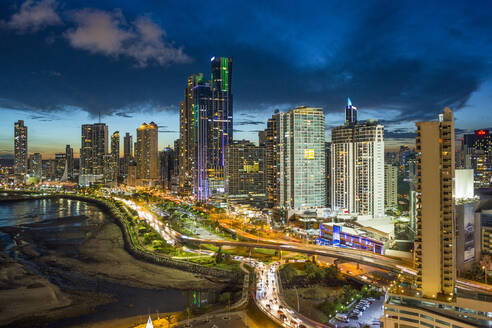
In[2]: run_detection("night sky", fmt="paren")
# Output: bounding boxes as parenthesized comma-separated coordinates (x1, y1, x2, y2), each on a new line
(1, 0, 492, 157)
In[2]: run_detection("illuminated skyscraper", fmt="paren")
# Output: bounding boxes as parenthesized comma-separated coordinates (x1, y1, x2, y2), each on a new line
(178, 57, 233, 201)
(384, 164, 398, 209)
(14, 120, 28, 176)
(331, 99, 385, 217)
(135, 122, 159, 184)
(265, 110, 281, 208)
(463, 129, 492, 188)
(80, 123, 108, 175)
(123, 132, 133, 176)
(279, 106, 326, 209)
(345, 97, 357, 124)
(159, 147, 175, 190)
(209, 56, 233, 196)
(226, 140, 266, 206)
(179, 73, 205, 192)
(415, 107, 455, 298)
(382, 108, 492, 328)
(65, 145, 74, 179)
(111, 131, 120, 182)
(28, 152, 42, 178)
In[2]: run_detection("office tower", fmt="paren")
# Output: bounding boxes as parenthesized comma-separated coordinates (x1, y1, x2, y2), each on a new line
(415, 107, 455, 298)
(226, 140, 266, 206)
(325, 142, 331, 207)
(258, 130, 267, 148)
(80, 123, 108, 175)
(331, 99, 385, 217)
(43, 159, 57, 180)
(123, 132, 133, 176)
(177, 57, 233, 200)
(179, 73, 205, 192)
(28, 153, 42, 178)
(208, 56, 233, 197)
(135, 122, 159, 184)
(159, 147, 175, 190)
(14, 120, 28, 176)
(384, 164, 398, 209)
(345, 97, 357, 124)
(463, 129, 492, 188)
(111, 131, 120, 182)
(65, 145, 74, 179)
(279, 106, 325, 209)
(265, 110, 281, 208)
(54, 153, 67, 180)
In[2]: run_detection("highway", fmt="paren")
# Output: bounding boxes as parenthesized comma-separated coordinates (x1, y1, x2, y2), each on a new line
(116, 197, 492, 297)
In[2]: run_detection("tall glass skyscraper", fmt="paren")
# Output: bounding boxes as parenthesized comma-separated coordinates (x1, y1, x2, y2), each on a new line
(279, 106, 326, 209)
(178, 57, 233, 201)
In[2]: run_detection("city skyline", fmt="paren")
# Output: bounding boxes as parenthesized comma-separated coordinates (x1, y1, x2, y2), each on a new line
(1, 0, 492, 156)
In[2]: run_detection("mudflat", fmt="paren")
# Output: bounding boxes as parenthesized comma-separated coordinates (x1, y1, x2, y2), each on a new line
(0, 214, 224, 327)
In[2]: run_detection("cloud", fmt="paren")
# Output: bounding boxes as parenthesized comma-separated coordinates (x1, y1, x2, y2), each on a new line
(114, 112, 133, 118)
(235, 120, 264, 126)
(3, 0, 62, 33)
(65, 9, 191, 67)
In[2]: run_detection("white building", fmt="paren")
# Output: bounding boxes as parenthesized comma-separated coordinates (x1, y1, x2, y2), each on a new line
(331, 99, 385, 218)
(279, 106, 326, 209)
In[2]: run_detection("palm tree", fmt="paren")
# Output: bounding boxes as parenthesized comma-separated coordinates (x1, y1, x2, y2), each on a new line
(480, 255, 491, 284)
(165, 314, 172, 328)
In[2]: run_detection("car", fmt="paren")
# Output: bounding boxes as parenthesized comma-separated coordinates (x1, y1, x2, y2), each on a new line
(368, 297, 376, 301)
(349, 312, 361, 319)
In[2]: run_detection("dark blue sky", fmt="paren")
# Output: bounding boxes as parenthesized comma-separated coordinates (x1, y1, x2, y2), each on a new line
(1, 0, 492, 156)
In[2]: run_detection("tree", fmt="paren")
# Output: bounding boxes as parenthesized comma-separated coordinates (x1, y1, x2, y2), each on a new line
(215, 246, 223, 264)
(279, 263, 297, 285)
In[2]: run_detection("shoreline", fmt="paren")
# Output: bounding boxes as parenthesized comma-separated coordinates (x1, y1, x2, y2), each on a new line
(0, 197, 229, 327)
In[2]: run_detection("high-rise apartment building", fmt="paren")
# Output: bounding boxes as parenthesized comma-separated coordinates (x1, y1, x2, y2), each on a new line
(123, 132, 133, 176)
(226, 140, 266, 207)
(135, 122, 158, 184)
(325, 142, 331, 207)
(80, 123, 108, 175)
(14, 120, 28, 176)
(65, 145, 74, 179)
(265, 110, 281, 208)
(28, 153, 42, 178)
(279, 106, 326, 209)
(384, 164, 398, 209)
(111, 131, 120, 183)
(159, 147, 175, 190)
(54, 153, 67, 180)
(415, 107, 455, 298)
(383, 108, 492, 328)
(462, 129, 492, 188)
(331, 99, 385, 217)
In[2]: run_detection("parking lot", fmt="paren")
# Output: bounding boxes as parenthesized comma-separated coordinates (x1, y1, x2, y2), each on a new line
(330, 296, 383, 327)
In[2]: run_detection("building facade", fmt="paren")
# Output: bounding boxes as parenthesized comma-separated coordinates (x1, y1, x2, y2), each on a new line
(279, 106, 326, 209)
(135, 122, 159, 185)
(80, 123, 108, 176)
(265, 110, 281, 208)
(28, 152, 42, 178)
(159, 147, 175, 190)
(384, 164, 398, 209)
(226, 140, 266, 207)
(178, 57, 233, 201)
(331, 99, 385, 217)
(110, 131, 120, 183)
(123, 132, 133, 177)
(414, 107, 455, 298)
(462, 129, 492, 188)
(14, 120, 28, 176)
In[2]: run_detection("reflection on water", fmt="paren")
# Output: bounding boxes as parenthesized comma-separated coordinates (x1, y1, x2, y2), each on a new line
(0, 198, 223, 326)
(0, 198, 100, 227)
